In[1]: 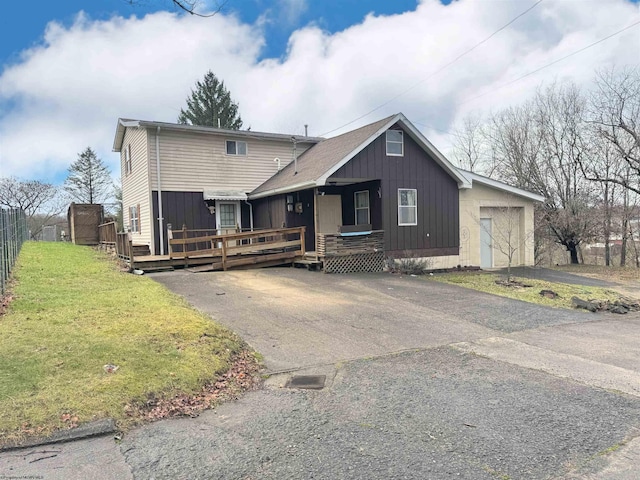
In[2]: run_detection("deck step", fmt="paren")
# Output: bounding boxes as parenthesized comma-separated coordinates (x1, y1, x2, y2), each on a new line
(187, 264, 216, 273)
(293, 258, 323, 271)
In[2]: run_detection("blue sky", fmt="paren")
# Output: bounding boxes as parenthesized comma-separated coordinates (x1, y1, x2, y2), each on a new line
(1, 0, 638, 184)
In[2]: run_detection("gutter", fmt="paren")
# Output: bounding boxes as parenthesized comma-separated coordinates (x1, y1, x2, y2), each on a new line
(156, 126, 165, 255)
(244, 200, 254, 231)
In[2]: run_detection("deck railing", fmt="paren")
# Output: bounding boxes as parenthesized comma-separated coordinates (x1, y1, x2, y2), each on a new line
(98, 222, 117, 245)
(168, 226, 306, 271)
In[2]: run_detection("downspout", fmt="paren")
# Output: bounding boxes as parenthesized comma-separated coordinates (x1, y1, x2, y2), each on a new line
(244, 200, 254, 232)
(156, 126, 165, 255)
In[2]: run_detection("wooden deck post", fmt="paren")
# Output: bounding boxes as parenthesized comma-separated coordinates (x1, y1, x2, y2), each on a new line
(221, 239, 228, 271)
(299, 226, 306, 256)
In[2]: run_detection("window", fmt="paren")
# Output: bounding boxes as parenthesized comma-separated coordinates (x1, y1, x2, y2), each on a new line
(354, 190, 370, 225)
(124, 144, 132, 175)
(386, 130, 403, 156)
(129, 205, 140, 233)
(218, 203, 237, 228)
(398, 189, 417, 226)
(226, 140, 247, 156)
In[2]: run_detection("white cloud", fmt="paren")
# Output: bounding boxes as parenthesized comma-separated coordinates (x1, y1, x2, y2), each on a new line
(0, 0, 638, 182)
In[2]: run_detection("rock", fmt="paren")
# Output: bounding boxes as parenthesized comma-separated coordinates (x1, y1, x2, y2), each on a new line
(610, 305, 629, 314)
(571, 296, 598, 312)
(539, 289, 558, 299)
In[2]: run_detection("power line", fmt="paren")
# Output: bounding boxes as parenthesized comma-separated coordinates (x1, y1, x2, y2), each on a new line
(458, 20, 640, 106)
(319, 0, 544, 137)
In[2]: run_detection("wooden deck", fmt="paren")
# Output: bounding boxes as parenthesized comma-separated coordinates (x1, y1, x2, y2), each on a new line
(129, 227, 306, 272)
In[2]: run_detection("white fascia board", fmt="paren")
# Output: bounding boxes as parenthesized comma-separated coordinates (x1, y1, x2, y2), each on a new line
(316, 114, 404, 186)
(248, 181, 317, 200)
(397, 114, 472, 188)
(465, 171, 546, 202)
(112, 119, 141, 151)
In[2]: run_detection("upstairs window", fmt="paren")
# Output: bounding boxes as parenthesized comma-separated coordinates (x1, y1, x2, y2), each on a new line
(355, 190, 370, 225)
(124, 144, 132, 175)
(129, 205, 140, 233)
(386, 130, 403, 156)
(398, 189, 417, 226)
(226, 140, 247, 156)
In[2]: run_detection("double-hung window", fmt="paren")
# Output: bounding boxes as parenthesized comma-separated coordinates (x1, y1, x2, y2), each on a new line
(226, 140, 247, 156)
(124, 144, 132, 175)
(398, 189, 417, 226)
(386, 130, 403, 156)
(129, 205, 140, 233)
(355, 191, 370, 225)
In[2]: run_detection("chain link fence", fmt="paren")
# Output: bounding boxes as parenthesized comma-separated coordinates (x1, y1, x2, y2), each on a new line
(1, 208, 28, 295)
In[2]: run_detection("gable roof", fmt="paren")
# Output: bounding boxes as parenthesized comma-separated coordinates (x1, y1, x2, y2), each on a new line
(112, 118, 323, 152)
(459, 169, 546, 202)
(250, 113, 471, 199)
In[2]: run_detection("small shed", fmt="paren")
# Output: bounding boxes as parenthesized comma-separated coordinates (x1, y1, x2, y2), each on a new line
(67, 203, 104, 245)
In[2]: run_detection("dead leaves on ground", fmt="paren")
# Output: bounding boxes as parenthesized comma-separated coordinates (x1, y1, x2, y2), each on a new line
(124, 349, 262, 422)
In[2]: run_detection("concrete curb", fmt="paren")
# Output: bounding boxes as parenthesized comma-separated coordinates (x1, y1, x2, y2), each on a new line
(0, 418, 117, 452)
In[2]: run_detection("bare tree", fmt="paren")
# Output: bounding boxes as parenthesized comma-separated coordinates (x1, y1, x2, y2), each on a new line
(0, 177, 66, 240)
(452, 113, 489, 173)
(475, 199, 531, 283)
(484, 82, 596, 264)
(584, 66, 640, 195)
(124, 0, 228, 18)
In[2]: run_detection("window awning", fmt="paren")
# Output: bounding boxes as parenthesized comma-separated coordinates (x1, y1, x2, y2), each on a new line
(203, 190, 247, 201)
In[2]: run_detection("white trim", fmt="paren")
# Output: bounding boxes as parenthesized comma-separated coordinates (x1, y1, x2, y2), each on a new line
(316, 113, 472, 188)
(386, 130, 404, 156)
(398, 188, 418, 226)
(225, 139, 248, 156)
(354, 190, 370, 225)
(215, 200, 241, 231)
(460, 170, 546, 202)
(248, 181, 317, 200)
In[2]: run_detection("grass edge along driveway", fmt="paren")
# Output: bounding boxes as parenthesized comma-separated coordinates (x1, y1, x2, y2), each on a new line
(427, 271, 622, 310)
(0, 242, 254, 445)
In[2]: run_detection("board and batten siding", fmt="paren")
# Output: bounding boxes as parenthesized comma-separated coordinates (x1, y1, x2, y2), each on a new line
(330, 126, 460, 257)
(121, 126, 154, 249)
(146, 129, 315, 192)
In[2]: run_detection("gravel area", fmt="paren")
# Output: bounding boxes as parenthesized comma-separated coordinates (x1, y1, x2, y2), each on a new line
(121, 347, 640, 480)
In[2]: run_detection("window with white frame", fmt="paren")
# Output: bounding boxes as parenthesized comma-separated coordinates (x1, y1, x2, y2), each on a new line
(398, 189, 417, 226)
(386, 130, 403, 156)
(129, 205, 140, 233)
(354, 190, 370, 225)
(226, 140, 247, 156)
(124, 144, 132, 175)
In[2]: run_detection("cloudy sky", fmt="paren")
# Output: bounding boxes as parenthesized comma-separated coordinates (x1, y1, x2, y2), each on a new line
(0, 0, 639, 184)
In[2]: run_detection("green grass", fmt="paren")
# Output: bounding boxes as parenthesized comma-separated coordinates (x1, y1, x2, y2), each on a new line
(0, 242, 245, 443)
(427, 272, 621, 309)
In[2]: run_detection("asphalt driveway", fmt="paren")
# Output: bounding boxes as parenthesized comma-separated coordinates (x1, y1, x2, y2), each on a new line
(150, 268, 606, 372)
(3, 268, 640, 479)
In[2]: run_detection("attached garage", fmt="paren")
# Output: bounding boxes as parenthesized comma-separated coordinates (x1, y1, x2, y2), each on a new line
(458, 171, 545, 268)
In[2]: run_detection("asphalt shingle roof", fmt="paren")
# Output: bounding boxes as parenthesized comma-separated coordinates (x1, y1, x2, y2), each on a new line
(251, 115, 396, 196)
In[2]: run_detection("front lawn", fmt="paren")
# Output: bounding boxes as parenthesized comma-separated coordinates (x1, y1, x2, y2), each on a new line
(427, 271, 621, 310)
(0, 242, 255, 444)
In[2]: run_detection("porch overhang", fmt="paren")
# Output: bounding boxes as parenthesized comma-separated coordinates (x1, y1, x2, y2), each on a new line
(203, 190, 248, 201)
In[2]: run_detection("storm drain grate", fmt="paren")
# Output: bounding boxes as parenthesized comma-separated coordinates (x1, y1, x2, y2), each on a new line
(285, 375, 326, 390)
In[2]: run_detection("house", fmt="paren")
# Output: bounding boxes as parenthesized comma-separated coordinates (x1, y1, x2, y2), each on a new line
(113, 113, 544, 271)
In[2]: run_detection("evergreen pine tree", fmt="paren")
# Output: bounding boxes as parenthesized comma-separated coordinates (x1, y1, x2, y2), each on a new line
(178, 71, 243, 129)
(65, 147, 112, 204)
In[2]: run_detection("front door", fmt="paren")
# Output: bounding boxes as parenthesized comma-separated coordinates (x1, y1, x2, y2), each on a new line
(480, 218, 493, 268)
(316, 195, 342, 234)
(216, 201, 241, 247)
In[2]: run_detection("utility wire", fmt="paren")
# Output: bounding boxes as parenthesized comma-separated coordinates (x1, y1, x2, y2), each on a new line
(458, 20, 640, 106)
(319, 0, 544, 137)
